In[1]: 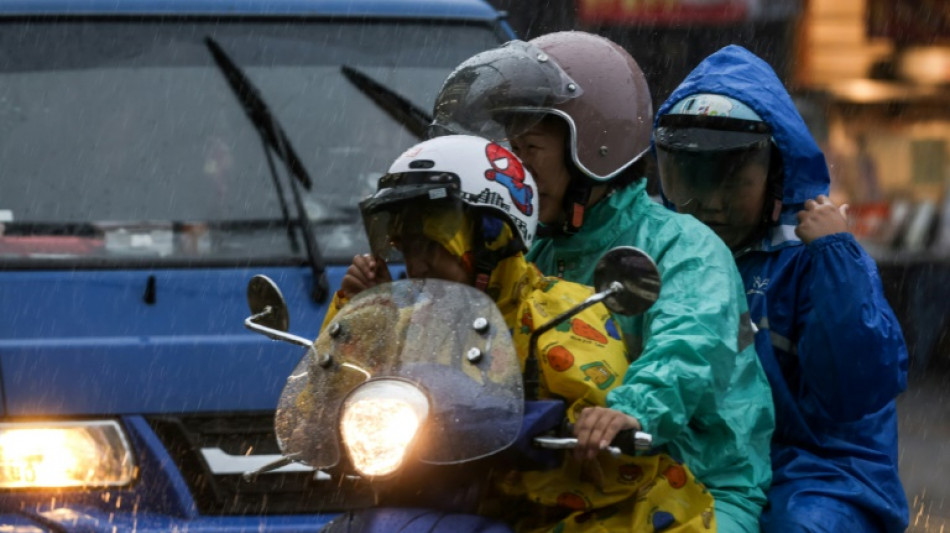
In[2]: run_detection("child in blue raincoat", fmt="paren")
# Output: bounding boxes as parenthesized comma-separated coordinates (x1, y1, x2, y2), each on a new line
(654, 45, 909, 532)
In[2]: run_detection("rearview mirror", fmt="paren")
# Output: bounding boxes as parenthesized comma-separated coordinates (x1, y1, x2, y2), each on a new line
(246, 274, 290, 331)
(244, 275, 313, 348)
(593, 246, 661, 316)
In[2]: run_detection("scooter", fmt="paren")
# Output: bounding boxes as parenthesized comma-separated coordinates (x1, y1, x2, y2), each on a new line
(241, 246, 661, 532)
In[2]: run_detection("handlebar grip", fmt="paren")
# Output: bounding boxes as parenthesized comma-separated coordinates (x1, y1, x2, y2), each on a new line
(612, 429, 653, 454)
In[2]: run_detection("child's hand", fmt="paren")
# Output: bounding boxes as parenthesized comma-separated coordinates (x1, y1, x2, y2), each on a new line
(795, 195, 850, 244)
(340, 254, 392, 298)
(573, 406, 641, 461)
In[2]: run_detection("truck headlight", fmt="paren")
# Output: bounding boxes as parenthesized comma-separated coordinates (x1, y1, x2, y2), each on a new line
(0, 420, 135, 489)
(340, 380, 429, 478)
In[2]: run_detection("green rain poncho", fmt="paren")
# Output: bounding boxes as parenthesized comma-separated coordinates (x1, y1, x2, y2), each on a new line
(527, 181, 775, 533)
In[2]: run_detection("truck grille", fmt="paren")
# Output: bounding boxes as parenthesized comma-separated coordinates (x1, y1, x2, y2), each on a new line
(147, 413, 373, 515)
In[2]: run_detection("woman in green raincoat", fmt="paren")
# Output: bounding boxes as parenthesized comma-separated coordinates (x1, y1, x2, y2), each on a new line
(429, 33, 774, 532)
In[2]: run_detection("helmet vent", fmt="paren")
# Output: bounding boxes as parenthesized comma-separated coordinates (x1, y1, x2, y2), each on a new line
(409, 159, 435, 169)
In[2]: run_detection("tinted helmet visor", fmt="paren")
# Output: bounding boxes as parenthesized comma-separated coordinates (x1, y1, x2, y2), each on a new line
(657, 140, 771, 210)
(428, 40, 582, 143)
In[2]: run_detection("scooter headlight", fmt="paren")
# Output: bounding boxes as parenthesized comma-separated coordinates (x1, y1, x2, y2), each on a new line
(340, 380, 429, 478)
(0, 420, 135, 489)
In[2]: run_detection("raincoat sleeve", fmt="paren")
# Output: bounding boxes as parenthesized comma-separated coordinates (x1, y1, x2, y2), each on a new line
(607, 236, 749, 447)
(319, 290, 349, 330)
(512, 282, 630, 421)
(797, 232, 908, 421)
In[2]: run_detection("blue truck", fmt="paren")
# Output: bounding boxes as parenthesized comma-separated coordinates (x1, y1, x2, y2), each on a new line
(0, 1, 512, 529)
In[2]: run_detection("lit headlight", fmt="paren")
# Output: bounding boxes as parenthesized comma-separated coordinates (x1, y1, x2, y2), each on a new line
(0, 420, 135, 489)
(340, 380, 429, 478)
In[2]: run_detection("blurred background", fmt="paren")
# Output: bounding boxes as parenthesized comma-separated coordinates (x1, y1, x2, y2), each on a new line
(488, 0, 950, 530)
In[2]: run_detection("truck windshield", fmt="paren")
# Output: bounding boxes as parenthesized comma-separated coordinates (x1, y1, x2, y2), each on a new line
(0, 18, 500, 267)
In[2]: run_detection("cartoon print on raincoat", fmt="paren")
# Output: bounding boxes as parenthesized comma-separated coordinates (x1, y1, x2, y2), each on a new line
(656, 44, 909, 532)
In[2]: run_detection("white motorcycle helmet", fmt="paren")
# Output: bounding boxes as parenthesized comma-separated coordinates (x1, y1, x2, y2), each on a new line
(360, 135, 539, 288)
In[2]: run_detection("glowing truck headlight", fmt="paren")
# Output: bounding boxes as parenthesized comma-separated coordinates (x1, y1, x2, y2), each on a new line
(0, 420, 135, 489)
(340, 380, 429, 478)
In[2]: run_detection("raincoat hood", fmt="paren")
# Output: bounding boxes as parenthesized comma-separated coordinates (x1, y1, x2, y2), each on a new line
(656, 45, 829, 208)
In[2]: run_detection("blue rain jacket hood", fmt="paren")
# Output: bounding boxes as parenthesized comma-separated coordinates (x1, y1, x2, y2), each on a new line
(657, 44, 828, 208)
(657, 45, 909, 532)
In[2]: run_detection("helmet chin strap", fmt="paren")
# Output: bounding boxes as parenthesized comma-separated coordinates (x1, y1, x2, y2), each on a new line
(561, 173, 593, 235)
(765, 143, 785, 226)
(557, 140, 596, 235)
(471, 215, 523, 292)
(770, 200, 783, 223)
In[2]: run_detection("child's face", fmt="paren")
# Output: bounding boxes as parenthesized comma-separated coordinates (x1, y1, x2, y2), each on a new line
(674, 162, 769, 250)
(398, 233, 473, 285)
(508, 117, 571, 226)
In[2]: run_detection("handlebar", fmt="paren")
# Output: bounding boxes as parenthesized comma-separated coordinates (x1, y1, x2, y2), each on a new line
(612, 428, 653, 454)
(533, 429, 653, 457)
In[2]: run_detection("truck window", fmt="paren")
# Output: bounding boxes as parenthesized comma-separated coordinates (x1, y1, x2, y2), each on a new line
(0, 19, 500, 267)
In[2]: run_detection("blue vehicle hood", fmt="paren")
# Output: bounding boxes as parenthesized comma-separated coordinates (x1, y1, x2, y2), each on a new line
(656, 44, 830, 207)
(0, 0, 502, 20)
(0, 266, 346, 417)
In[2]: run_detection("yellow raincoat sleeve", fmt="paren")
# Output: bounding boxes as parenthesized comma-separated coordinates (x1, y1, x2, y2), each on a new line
(319, 290, 349, 331)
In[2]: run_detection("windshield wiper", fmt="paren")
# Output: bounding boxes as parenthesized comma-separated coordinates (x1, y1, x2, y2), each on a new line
(341, 65, 432, 140)
(205, 36, 329, 303)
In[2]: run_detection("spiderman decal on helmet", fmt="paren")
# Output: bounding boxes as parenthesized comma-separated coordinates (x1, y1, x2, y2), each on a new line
(484, 142, 533, 217)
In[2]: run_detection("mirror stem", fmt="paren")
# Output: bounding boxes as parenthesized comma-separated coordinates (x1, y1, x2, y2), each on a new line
(244, 307, 314, 348)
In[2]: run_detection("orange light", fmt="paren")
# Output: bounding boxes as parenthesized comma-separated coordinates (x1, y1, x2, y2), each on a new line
(0, 421, 134, 488)
(340, 381, 429, 478)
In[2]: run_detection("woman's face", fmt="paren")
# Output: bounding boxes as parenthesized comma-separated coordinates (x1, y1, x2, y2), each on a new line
(508, 117, 572, 225)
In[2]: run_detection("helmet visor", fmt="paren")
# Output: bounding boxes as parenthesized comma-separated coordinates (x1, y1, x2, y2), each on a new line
(656, 142, 771, 211)
(428, 40, 582, 143)
(361, 198, 471, 264)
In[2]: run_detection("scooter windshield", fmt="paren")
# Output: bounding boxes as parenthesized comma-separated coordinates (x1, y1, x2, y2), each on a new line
(275, 279, 524, 469)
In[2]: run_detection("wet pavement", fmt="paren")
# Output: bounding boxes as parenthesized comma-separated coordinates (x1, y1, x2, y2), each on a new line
(900, 369, 950, 532)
